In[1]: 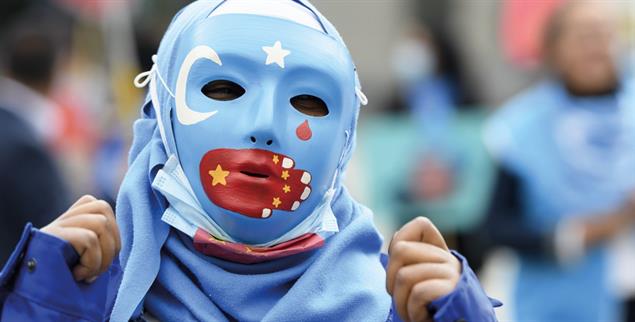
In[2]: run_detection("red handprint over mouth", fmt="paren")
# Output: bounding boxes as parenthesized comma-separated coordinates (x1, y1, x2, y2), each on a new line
(199, 148, 312, 219)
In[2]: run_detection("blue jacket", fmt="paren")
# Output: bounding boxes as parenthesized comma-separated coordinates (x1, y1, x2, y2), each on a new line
(0, 224, 499, 321)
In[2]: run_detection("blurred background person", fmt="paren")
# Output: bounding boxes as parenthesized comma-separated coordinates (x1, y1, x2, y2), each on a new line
(356, 24, 494, 270)
(0, 2, 73, 263)
(484, 1, 635, 321)
(0, 0, 195, 265)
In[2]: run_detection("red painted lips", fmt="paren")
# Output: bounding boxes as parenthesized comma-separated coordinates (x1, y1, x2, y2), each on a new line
(199, 148, 312, 219)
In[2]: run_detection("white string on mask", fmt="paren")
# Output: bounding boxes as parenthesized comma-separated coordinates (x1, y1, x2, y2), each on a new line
(133, 55, 175, 98)
(133, 55, 175, 155)
(355, 86, 368, 106)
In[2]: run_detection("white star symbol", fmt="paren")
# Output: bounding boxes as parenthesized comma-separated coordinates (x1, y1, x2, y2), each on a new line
(262, 41, 291, 68)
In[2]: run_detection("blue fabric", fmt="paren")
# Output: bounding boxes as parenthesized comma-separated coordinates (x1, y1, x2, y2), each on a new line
(381, 252, 500, 322)
(0, 223, 33, 290)
(428, 251, 500, 322)
(0, 224, 116, 322)
(144, 191, 389, 321)
(486, 77, 635, 321)
(111, 1, 391, 321)
(1, 224, 498, 322)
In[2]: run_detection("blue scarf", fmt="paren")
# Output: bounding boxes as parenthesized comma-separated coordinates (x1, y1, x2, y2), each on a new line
(110, 1, 391, 321)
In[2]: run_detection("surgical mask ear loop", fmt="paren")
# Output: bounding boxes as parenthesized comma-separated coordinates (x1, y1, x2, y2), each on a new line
(329, 130, 351, 191)
(354, 68, 368, 107)
(133, 54, 176, 155)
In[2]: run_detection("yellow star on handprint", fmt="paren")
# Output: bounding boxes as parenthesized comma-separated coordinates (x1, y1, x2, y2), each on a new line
(272, 197, 282, 208)
(209, 164, 229, 186)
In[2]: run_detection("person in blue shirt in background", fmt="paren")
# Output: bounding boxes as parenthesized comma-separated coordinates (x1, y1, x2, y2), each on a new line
(484, 1, 635, 321)
(0, 1, 499, 321)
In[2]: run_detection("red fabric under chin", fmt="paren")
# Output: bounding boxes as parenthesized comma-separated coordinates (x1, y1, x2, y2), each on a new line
(192, 228, 325, 264)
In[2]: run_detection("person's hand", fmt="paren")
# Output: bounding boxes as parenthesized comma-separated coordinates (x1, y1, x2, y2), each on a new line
(386, 217, 461, 322)
(41, 195, 120, 283)
(577, 191, 635, 248)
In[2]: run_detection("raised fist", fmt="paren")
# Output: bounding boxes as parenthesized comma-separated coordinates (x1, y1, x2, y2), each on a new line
(41, 195, 120, 283)
(387, 217, 461, 322)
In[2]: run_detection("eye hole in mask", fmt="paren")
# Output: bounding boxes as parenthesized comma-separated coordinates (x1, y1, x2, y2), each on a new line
(290, 94, 329, 117)
(202, 80, 246, 101)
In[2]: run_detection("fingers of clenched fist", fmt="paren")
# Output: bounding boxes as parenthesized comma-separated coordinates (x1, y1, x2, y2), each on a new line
(387, 217, 461, 322)
(41, 195, 121, 283)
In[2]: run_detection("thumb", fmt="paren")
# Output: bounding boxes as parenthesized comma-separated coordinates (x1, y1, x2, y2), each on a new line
(69, 195, 98, 209)
(392, 217, 448, 252)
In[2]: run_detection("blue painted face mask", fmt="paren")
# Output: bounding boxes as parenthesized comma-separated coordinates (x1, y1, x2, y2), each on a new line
(135, 1, 367, 254)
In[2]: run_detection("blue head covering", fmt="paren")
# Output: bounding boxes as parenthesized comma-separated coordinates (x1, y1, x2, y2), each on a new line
(112, 1, 390, 321)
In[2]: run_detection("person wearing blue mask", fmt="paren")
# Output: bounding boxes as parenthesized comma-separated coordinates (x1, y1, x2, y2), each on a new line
(0, 1, 499, 321)
(484, 1, 635, 321)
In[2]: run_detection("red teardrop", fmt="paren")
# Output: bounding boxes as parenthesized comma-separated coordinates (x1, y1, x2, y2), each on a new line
(296, 120, 312, 141)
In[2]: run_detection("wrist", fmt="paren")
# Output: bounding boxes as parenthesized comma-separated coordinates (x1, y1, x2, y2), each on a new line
(428, 251, 500, 322)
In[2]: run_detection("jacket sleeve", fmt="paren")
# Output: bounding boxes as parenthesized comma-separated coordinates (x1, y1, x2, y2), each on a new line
(0, 223, 118, 322)
(383, 251, 501, 322)
(426, 251, 501, 322)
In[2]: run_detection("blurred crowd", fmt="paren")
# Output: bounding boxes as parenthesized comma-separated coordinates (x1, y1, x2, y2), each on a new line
(0, 0, 634, 321)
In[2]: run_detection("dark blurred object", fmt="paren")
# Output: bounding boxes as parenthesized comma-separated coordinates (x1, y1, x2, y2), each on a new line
(133, 0, 186, 72)
(0, 1, 72, 145)
(384, 3, 476, 115)
(5, 33, 56, 95)
(0, 1, 73, 66)
(0, 0, 30, 30)
(628, 297, 635, 322)
(410, 0, 476, 107)
(0, 109, 68, 264)
(0, 1, 72, 263)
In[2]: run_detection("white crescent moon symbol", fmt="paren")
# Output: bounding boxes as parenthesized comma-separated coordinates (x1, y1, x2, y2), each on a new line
(175, 45, 222, 125)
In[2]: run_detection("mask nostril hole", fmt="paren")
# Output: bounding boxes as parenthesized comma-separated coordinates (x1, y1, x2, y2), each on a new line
(250, 136, 256, 143)
(266, 140, 273, 146)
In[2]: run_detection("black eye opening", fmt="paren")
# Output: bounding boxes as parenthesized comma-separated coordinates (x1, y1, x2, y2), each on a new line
(290, 94, 329, 117)
(201, 80, 245, 101)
